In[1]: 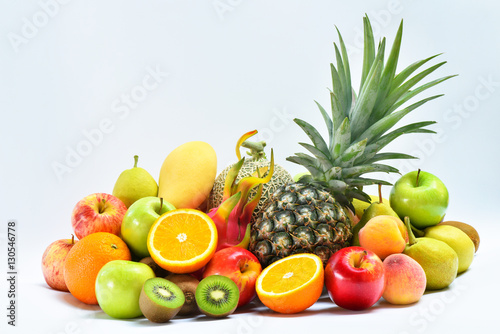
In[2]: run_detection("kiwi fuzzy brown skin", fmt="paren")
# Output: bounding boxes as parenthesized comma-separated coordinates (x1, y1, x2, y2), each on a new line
(165, 274, 200, 316)
(195, 275, 239, 318)
(139, 278, 185, 323)
(438, 221, 480, 252)
(139, 257, 171, 277)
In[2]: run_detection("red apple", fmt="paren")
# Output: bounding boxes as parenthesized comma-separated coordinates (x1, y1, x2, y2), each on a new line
(41, 235, 77, 291)
(203, 247, 262, 307)
(71, 193, 127, 239)
(325, 246, 385, 311)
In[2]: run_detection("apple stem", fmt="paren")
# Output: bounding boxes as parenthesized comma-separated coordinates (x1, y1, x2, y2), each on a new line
(415, 169, 421, 187)
(159, 197, 163, 214)
(71, 234, 75, 244)
(405, 216, 417, 246)
(378, 184, 382, 204)
(357, 250, 368, 268)
(133, 155, 139, 168)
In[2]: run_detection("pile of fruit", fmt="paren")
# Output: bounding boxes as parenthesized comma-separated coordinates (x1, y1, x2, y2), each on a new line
(41, 16, 480, 321)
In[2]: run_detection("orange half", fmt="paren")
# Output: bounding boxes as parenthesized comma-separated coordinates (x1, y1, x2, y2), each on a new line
(256, 253, 324, 314)
(147, 209, 218, 274)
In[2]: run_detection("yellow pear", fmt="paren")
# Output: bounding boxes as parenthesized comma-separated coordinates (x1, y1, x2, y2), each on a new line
(112, 155, 158, 207)
(424, 225, 475, 274)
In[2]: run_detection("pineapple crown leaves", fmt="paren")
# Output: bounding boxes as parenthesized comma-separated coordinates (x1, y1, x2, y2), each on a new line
(287, 15, 456, 203)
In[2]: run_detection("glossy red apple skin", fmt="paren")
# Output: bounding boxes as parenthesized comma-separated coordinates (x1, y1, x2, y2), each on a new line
(41, 236, 77, 291)
(324, 246, 385, 311)
(71, 193, 127, 239)
(203, 247, 262, 307)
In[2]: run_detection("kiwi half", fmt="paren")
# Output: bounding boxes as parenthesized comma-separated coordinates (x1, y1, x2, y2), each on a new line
(195, 275, 239, 318)
(139, 277, 185, 323)
(165, 274, 200, 316)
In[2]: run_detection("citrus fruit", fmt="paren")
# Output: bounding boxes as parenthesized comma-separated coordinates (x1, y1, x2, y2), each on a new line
(64, 232, 131, 304)
(147, 209, 218, 274)
(256, 253, 324, 314)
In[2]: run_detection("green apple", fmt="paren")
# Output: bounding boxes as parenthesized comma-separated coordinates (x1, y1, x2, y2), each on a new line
(95, 260, 155, 319)
(121, 197, 175, 258)
(389, 170, 449, 230)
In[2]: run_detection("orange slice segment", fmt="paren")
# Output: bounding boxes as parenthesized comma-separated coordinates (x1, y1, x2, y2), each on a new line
(147, 209, 218, 274)
(256, 253, 324, 314)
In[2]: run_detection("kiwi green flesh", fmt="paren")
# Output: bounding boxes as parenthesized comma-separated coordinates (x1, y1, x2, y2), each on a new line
(165, 274, 200, 316)
(139, 278, 185, 323)
(195, 275, 239, 318)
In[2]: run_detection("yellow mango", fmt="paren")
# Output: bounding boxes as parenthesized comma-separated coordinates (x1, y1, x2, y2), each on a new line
(158, 141, 217, 209)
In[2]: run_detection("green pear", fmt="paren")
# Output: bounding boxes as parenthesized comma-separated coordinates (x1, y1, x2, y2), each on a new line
(424, 225, 474, 274)
(351, 185, 399, 246)
(112, 155, 158, 208)
(403, 217, 458, 290)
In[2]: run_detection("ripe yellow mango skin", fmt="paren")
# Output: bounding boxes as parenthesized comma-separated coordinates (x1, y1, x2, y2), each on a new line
(158, 141, 217, 209)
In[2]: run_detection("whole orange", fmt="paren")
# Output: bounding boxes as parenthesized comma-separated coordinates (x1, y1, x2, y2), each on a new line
(63, 232, 131, 304)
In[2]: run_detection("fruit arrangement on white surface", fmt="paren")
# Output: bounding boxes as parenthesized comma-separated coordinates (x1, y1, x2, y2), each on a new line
(41, 16, 480, 322)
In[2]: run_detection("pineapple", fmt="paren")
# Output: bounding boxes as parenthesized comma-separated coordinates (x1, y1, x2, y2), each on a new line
(249, 16, 455, 267)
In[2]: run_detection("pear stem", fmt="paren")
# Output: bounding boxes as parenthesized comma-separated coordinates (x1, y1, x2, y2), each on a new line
(405, 216, 417, 246)
(133, 155, 139, 168)
(415, 168, 421, 187)
(378, 184, 383, 204)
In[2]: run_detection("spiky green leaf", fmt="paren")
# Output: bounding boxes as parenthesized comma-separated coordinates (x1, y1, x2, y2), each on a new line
(356, 95, 441, 145)
(332, 117, 351, 159)
(293, 118, 329, 154)
(360, 15, 376, 89)
(342, 164, 399, 178)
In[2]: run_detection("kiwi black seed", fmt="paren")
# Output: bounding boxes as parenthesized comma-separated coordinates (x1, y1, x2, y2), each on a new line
(165, 274, 200, 316)
(139, 257, 171, 277)
(195, 275, 239, 318)
(139, 277, 185, 323)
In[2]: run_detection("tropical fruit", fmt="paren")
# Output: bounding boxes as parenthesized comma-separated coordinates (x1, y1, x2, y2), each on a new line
(195, 275, 239, 318)
(139, 277, 185, 323)
(208, 130, 294, 224)
(64, 232, 131, 304)
(147, 209, 218, 273)
(249, 16, 454, 268)
(158, 141, 217, 210)
(256, 253, 324, 314)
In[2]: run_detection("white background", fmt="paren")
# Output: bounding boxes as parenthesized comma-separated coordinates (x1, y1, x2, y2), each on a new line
(1, 0, 499, 333)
